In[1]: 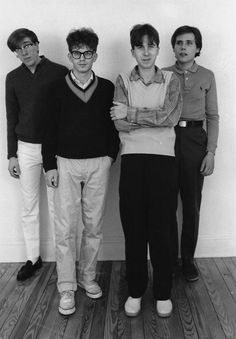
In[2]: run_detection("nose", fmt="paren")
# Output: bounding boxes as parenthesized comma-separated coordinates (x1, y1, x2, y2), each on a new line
(22, 48, 29, 56)
(143, 46, 149, 55)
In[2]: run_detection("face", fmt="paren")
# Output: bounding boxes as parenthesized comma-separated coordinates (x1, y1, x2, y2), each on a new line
(15, 37, 40, 69)
(131, 35, 159, 71)
(173, 32, 199, 68)
(68, 45, 97, 77)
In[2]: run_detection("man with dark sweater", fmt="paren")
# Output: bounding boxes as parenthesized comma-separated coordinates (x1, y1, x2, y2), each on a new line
(42, 28, 119, 316)
(5, 28, 68, 281)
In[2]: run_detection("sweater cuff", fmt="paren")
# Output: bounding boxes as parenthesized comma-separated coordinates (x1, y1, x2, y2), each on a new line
(127, 107, 137, 123)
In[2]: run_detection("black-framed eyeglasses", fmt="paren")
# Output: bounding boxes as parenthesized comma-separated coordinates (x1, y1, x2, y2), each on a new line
(71, 50, 94, 60)
(15, 43, 35, 55)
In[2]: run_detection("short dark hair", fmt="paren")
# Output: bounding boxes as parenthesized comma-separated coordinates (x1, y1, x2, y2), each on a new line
(171, 25, 202, 57)
(130, 24, 160, 49)
(7, 28, 39, 52)
(66, 28, 99, 52)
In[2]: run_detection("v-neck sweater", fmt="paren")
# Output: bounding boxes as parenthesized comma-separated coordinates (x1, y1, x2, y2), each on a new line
(42, 75, 119, 172)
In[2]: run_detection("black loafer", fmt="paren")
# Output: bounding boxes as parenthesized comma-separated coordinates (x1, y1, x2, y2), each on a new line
(17, 256, 42, 281)
(182, 260, 199, 282)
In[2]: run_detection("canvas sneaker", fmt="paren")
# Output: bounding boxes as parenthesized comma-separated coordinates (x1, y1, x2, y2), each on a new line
(156, 299, 173, 317)
(78, 281, 102, 299)
(124, 296, 142, 317)
(59, 290, 76, 315)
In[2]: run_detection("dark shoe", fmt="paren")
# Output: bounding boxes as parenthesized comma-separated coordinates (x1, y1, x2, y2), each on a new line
(182, 260, 199, 282)
(17, 256, 42, 281)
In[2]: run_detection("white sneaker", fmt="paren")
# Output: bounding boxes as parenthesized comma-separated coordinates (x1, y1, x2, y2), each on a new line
(125, 296, 142, 317)
(59, 290, 76, 315)
(78, 281, 102, 299)
(156, 299, 173, 317)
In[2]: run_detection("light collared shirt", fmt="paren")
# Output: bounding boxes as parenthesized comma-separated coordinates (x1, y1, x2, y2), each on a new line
(70, 70, 94, 90)
(114, 65, 182, 127)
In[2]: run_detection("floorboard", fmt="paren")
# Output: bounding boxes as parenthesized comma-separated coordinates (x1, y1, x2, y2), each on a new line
(0, 258, 235, 339)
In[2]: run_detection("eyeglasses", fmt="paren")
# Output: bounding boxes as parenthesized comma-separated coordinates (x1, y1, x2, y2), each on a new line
(71, 50, 94, 60)
(15, 43, 35, 55)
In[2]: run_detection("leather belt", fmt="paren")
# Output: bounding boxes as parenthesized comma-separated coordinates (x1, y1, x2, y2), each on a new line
(177, 120, 203, 128)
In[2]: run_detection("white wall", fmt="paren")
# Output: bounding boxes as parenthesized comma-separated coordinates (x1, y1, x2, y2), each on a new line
(0, 0, 235, 261)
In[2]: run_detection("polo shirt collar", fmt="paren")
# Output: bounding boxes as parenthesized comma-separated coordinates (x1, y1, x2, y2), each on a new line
(130, 65, 165, 84)
(173, 61, 199, 74)
(21, 55, 46, 72)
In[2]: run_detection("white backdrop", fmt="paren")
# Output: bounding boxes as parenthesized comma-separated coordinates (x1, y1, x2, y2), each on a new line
(0, 0, 235, 261)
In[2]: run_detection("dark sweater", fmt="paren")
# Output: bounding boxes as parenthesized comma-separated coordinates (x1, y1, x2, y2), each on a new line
(5, 56, 68, 159)
(42, 74, 119, 172)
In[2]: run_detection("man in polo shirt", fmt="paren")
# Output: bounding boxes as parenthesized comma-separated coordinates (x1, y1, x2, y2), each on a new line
(165, 25, 219, 282)
(5, 28, 68, 281)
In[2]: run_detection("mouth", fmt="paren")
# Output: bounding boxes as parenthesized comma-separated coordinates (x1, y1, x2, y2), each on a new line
(179, 53, 188, 57)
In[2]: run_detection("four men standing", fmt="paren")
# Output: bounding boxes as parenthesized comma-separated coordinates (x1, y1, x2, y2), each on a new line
(5, 24, 219, 317)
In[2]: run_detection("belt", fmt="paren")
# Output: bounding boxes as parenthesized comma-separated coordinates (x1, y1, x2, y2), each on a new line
(177, 120, 203, 128)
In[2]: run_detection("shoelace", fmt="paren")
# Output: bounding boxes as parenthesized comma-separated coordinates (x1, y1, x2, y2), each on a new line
(61, 291, 74, 299)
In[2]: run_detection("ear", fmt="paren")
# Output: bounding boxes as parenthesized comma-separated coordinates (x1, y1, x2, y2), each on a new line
(131, 49, 135, 58)
(93, 52, 98, 63)
(156, 47, 160, 56)
(35, 42, 39, 53)
(68, 53, 73, 64)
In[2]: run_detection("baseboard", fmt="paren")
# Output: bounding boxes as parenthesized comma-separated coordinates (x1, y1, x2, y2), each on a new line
(0, 235, 236, 262)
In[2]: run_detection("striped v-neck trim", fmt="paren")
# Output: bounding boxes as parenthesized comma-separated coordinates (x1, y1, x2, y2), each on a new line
(65, 74, 98, 103)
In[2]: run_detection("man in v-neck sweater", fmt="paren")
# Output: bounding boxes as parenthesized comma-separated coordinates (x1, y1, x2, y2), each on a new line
(42, 28, 119, 316)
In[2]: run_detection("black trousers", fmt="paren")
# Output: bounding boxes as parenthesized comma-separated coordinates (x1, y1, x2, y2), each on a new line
(119, 154, 177, 300)
(172, 126, 207, 264)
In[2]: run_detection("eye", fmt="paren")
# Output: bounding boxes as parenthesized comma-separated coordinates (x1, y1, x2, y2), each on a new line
(24, 43, 33, 49)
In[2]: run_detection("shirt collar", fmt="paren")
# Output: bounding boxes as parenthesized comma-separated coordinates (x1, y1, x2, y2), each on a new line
(70, 70, 94, 89)
(21, 55, 46, 72)
(173, 61, 199, 74)
(130, 65, 165, 84)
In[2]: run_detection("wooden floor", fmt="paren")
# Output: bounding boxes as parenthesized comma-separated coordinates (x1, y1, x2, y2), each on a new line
(0, 258, 236, 339)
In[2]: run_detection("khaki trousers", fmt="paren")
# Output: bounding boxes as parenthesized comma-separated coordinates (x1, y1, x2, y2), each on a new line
(54, 156, 111, 293)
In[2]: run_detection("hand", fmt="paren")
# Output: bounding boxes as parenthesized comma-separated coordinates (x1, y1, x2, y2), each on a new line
(8, 157, 20, 178)
(200, 152, 215, 176)
(110, 102, 128, 120)
(46, 169, 59, 188)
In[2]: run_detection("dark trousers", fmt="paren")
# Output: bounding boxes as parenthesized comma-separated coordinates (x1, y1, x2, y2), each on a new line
(172, 126, 207, 264)
(119, 154, 177, 300)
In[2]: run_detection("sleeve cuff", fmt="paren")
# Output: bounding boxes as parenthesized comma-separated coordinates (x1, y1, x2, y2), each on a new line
(127, 107, 137, 123)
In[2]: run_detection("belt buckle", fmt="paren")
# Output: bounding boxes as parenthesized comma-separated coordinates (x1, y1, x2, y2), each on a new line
(179, 121, 187, 127)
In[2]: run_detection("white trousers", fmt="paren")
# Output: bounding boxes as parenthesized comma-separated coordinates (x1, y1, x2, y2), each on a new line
(17, 141, 43, 262)
(55, 156, 111, 293)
